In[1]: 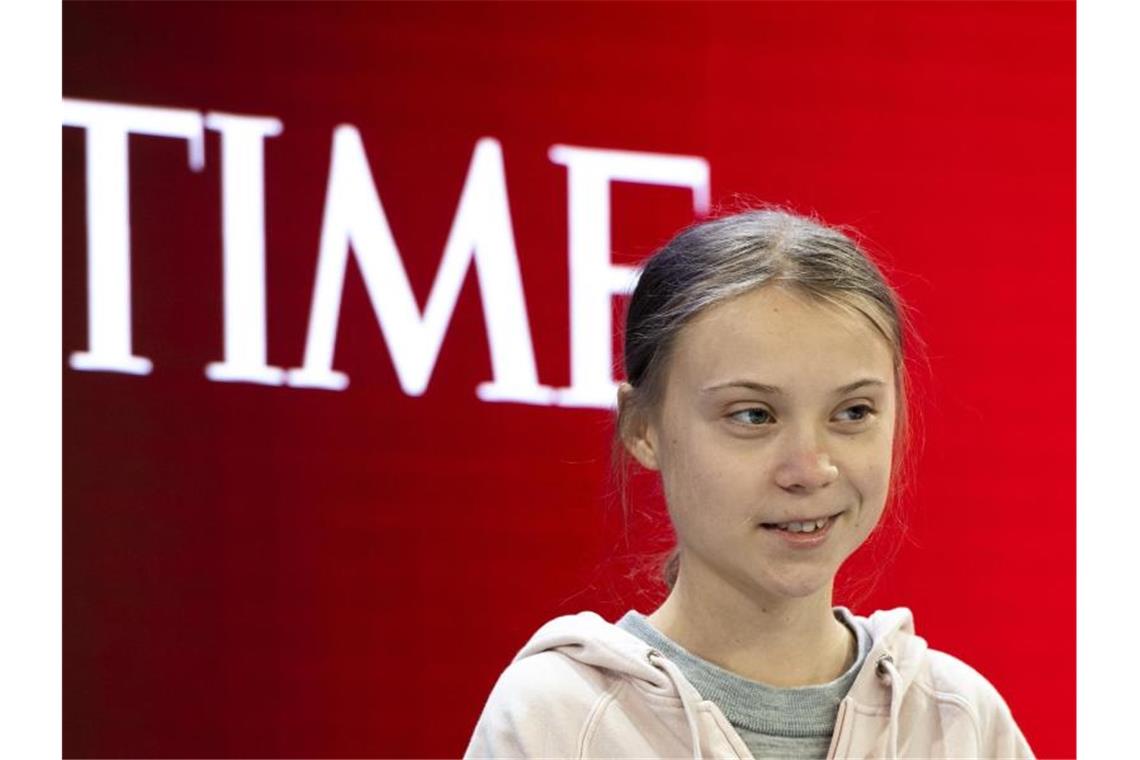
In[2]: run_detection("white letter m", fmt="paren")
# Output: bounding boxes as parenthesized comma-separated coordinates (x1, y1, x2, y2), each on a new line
(287, 127, 550, 404)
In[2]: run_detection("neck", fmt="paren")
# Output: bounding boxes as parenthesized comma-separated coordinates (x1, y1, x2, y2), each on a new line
(646, 557, 855, 687)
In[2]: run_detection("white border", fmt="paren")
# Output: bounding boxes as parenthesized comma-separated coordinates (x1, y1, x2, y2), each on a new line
(1078, 0, 1138, 756)
(0, 2, 62, 759)
(0, 1, 1110, 756)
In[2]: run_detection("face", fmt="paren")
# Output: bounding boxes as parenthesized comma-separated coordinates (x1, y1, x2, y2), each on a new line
(623, 285, 897, 603)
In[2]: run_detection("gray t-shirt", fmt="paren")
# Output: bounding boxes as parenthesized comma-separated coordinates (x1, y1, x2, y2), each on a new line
(616, 608, 872, 760)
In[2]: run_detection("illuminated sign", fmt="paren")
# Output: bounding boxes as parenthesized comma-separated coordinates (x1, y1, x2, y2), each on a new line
(63, 98, 710, 409)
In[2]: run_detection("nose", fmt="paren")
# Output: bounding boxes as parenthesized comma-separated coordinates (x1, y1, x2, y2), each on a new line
(774, 445, 839, 494)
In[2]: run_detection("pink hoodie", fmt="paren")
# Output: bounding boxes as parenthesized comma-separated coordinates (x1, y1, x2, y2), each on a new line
(465, 608, 1033, 759)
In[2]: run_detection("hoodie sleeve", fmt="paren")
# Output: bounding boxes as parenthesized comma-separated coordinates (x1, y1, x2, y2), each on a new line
(926, 651, 1035, 759)
(974, 682, 1034, 759)
(464, 651, 616, 759)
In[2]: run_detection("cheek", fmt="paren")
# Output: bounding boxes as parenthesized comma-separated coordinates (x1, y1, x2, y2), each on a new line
(658, 432, 743, 525)
(660, 441, 716, 509)
(850, 442, 894, 517)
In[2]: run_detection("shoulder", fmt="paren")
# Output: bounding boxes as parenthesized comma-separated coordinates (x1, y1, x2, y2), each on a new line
(912, 647, 1034, 757)
(908, 646, 1012, 722)
(464, 650, 624, 758)
(490, 648, 622, 712)
(857, 608, 1018, 722)
(855, 608, 1034, 757)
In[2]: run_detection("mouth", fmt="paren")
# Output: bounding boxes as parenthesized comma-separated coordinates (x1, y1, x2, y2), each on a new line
(758, 511, 843, 545)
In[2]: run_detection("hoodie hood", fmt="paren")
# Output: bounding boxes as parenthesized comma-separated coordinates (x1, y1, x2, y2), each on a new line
(516, 611, 675, 689)
(512, 607, 929, 760)
(516, 611, 708, 759)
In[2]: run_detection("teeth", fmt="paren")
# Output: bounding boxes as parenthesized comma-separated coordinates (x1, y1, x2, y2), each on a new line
(775, 516, 831, 533)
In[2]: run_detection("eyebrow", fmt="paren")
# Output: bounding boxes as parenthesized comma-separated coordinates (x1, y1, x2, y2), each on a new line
(700, 378, 888, 395)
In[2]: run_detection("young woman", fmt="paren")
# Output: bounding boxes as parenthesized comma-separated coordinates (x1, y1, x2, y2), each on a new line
(464, 209, 1032, 759)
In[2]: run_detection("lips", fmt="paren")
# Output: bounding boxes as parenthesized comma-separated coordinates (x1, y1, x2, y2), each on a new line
(760, 510, 843, 532)
(758, 511, 843, 545)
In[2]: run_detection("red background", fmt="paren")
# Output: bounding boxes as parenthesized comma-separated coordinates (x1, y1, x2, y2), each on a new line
(63, 2, 1074, 757)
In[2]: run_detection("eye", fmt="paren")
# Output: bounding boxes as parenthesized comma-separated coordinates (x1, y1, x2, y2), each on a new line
(835, 403, 875, 423)
(728, 407, 774, 426)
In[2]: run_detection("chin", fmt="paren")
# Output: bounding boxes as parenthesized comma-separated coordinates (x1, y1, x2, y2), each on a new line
(749, 566, 837, 600)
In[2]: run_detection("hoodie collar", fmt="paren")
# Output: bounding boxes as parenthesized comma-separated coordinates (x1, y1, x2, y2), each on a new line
(512, 608, 928, 760)
(515, 608, 926, 701)
(515, 611, 677, 690)
(844, 607, 927, 709)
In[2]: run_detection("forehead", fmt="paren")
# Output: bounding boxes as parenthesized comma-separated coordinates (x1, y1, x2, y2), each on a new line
(668, 286, 895, 393)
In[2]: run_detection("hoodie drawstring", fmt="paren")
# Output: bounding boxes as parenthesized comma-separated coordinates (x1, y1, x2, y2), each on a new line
(647, 649, 703, 760)
(875, 653, 903, 760)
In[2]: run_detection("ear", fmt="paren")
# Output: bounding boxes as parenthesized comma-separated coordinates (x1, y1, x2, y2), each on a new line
(617, 382, 661, 471)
